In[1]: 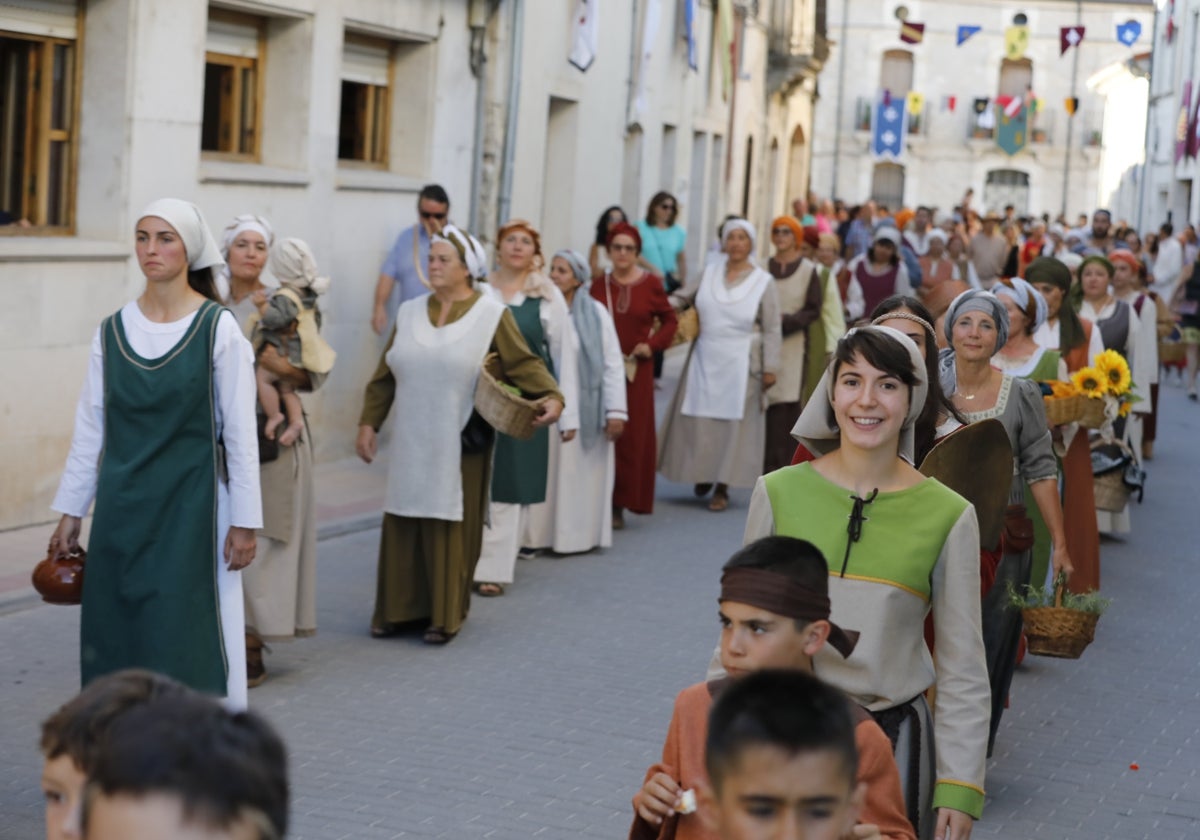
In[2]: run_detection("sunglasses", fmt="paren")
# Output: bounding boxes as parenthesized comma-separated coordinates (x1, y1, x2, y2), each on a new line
(771, 227, 794, 236)
(420, 211, 447, 220)
(609, 243, 637, 252)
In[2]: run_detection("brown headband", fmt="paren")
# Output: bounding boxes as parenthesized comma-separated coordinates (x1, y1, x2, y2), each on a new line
(719, 567, 860, 658)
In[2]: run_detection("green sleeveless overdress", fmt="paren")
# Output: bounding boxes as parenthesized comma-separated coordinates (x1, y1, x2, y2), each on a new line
(491, 297, 553, 504)
(81, 301, 227, 694)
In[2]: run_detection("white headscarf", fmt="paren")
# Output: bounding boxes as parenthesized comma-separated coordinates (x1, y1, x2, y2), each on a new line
(270, 238, 331, 296)
(993, 277, 1048, 331)
(720, 218, 757, 251)
(216, 213, 275, 300)
(434, 224, 489, 281)
(791, 325, 928, 464)
(138, 198, 225, 271)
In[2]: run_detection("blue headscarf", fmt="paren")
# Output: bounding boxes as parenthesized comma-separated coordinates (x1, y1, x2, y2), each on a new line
(556, 249, 606, 450)
(938, 288, 1010, 396)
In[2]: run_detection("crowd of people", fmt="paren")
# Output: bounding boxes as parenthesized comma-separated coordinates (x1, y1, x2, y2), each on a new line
(38, 180, 1199, 839)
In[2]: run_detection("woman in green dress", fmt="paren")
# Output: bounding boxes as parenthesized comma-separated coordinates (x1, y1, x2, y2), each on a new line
(47, 198, 261, 708)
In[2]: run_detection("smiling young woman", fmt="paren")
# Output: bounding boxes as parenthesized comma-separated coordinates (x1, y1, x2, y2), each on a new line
(741, 325, 990, 840)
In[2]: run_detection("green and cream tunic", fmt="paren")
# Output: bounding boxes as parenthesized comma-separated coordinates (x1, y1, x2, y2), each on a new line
(744, 462, 990, 819)
(52, 300, 262, 707)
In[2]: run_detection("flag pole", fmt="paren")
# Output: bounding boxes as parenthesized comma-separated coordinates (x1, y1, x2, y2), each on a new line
(1061, 0, 1082, 218)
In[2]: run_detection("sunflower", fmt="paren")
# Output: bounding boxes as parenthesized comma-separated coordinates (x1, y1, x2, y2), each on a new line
(1094, 349, 1133, 395)
(1071, 367, 1107, 399)
(1118, 401, 1132, 417)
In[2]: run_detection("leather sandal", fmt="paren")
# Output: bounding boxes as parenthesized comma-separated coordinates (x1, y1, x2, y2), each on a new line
(708, 492, 729, 512)
(423, 626, 457, 645)
(473, 582, 505, 597)
(245, 631, 269, 688)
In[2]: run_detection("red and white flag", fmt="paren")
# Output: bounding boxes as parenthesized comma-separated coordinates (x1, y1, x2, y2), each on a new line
(996, 95, 1022, 118)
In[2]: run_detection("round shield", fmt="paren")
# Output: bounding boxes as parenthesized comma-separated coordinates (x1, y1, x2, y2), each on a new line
(919, 419, 1013, 550)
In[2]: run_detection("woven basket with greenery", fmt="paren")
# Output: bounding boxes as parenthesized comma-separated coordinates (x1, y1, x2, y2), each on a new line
(473, 353, 543, 440)
(1010, 574, 1108, 660)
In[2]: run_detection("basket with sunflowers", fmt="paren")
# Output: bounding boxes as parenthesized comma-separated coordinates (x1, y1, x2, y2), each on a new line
(1042, 350, 1138, 431)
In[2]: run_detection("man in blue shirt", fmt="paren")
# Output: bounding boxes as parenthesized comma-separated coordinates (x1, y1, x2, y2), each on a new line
(371, 184, 451, 335)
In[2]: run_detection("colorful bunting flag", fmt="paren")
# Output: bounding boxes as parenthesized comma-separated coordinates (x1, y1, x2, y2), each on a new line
(872, 92, 907, 160)
(1005, 25, 1030, 60)
(956, 25, 981, 46)
(973, 98, 989, 115)
(944, 95, 958, 113)
(899, 21, 925, 44)
(995, 95, 1022, 119)
(684, 0, 697, 71)
(1116, 20, 1142, 47)
(1060, 26, 1085, 56)
(1166, 0, 1176, 43)
(1064, 97, 1079, 116)
(906, 91, 925, 116)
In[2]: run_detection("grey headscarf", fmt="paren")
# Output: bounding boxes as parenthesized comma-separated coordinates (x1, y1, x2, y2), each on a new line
(555, 249, 606, 450)
(993, 277, 1048, 331)
(790, 326, 928, 464)
(938, 288, 1010, 395)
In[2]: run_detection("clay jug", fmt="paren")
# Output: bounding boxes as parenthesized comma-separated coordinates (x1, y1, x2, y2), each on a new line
(32, 549, 86, 605)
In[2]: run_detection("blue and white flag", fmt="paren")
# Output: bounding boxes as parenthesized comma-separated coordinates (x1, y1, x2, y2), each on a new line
(956, 25, 981, 46)
(684, 0, 697, 70)
(569, 0, 599, 71)
(872, 92, 907, 160)
(1116, 20, 1142, 47)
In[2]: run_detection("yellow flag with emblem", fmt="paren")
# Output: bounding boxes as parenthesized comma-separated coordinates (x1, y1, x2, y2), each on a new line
(1005, 25, 1029, 59)
(906, 91, 925, 116)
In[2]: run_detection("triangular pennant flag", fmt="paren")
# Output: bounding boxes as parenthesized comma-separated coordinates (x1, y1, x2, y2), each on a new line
(1116, 20, 1142, 47)
(900, 22, 925, 44)
(945, 95, 958, 113)
(956, 25, 981, 46)
(973, 98, 989, 115)
(1166, 0, 1177, 43)
(1060, 26, 1085, 56)
(1005, 25, 1030, 59)
(568, 0, 599, 71)
(1064, 97, 1079, 116)
(906, 91, 925, 116)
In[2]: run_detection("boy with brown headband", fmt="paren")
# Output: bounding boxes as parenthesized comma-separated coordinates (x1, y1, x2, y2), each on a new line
(630, 537, 913, 840)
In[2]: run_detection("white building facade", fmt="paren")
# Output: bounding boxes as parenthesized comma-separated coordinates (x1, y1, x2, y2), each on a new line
(1139, 0, 1200, 231)
(811, 0, 1153, 218)
(0, 0, 824, 530)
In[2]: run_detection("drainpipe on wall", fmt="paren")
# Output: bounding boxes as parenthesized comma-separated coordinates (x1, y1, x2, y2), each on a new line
(468, 0, 497, 234)
(496, 0, 524, 226)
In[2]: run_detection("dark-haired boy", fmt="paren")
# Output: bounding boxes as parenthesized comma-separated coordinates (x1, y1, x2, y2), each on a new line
(630, 537, 913, 840)
(703, 669, 864, 840)
(82, 694, 289, 840)
(40, 669, 194, 840)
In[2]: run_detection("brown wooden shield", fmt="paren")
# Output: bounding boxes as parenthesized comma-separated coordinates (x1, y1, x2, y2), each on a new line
(919, 419, 1013, 550)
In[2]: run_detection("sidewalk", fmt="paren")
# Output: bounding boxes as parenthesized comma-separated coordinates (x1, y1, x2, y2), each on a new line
(0, 456, 384, 611)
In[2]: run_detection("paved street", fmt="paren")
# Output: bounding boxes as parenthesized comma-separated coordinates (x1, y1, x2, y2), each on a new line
(3, 372, 1199, 839)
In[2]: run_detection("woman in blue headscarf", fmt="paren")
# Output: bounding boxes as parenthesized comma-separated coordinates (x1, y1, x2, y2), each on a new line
(526, 250, 629, 553)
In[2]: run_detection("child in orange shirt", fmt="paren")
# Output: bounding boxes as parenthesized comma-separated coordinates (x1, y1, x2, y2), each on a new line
(630, 536, 914, 840)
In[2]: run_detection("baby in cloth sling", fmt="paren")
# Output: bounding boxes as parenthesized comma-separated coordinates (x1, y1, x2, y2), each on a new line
(250, 238, 336, 445)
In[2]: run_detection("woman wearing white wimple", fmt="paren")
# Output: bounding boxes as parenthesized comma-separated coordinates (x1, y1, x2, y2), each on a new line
(48, 198, 260, 709)
(524, 249, 628, 554)
(658, 219, 782, 512)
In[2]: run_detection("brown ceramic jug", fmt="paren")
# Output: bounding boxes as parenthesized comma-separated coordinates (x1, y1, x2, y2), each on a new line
(31, 548, 86, 605)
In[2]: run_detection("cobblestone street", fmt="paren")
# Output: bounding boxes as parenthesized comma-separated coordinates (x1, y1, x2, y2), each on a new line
(3, 378, 1198, 840)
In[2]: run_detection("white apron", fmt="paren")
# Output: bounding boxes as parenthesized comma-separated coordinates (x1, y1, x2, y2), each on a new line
(681, 263, 772, 420)
(384, 294, 505, 521)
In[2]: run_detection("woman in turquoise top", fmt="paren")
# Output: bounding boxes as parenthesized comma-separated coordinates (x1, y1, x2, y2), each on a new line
(743, 326, 989, 840)
(636, 192, 688, 293)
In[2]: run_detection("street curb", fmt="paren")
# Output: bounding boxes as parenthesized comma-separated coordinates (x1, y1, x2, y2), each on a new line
(0, 512, 382, 617)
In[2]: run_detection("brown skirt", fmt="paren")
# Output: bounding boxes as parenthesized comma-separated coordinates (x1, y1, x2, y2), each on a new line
(372, 451, 489, 635)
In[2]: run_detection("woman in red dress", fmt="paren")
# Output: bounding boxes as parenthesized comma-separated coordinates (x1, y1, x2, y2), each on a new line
(592, 223, 677, 528)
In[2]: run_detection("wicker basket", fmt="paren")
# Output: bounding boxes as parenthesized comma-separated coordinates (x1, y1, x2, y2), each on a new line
(671, 306, 700, 347)
(1159, 340, 1187, 364)
(1043, 394, 1082, 426)
(1077, 397, 1107, 429)
(473, 353, 543, 440)
(1023, 581, 1101, 659)
(1093, 468, 1131, 512)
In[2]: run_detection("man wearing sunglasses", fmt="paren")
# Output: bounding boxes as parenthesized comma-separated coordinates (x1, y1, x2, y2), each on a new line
(371, 184, 451, 334)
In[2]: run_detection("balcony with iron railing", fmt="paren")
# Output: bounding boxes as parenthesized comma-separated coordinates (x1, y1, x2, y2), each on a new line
(767, 0, 829, 93)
